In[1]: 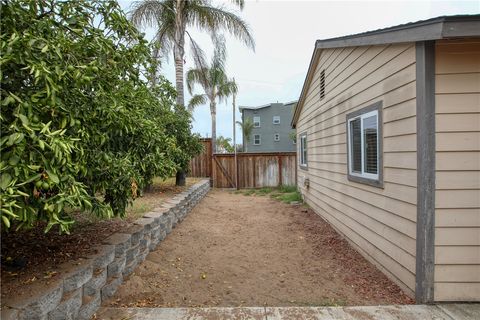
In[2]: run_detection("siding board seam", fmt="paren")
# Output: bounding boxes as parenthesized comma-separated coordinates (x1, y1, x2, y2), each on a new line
(301, 65, 416, 130)
(306, 171, 418, 208)
(304, 194, 416, 292)
(302, 45, 413, 121)
(309, 186, 418, 246)
(302, 45, 388, 111)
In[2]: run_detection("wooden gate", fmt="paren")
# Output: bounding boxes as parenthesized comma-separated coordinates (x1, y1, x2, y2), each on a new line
(212, 152, 297, 188)
(188, 138, 212, 178)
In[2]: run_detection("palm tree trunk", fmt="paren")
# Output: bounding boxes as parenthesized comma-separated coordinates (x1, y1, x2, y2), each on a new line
(210, 101, 217, 154)
(174, 1, 186, 108)
(174, 0, 187, 186)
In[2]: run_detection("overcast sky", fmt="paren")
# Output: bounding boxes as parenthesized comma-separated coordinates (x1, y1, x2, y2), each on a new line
(119, 0, 479, 144)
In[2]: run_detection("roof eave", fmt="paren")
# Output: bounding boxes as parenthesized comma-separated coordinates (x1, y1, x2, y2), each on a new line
(292, 15, 480, 129)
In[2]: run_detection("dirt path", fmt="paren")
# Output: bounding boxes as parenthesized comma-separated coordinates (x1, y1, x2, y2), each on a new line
(105, 190, 413, 308)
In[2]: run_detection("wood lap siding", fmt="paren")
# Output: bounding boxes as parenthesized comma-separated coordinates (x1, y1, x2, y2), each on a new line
(296, 43, 417, 296)
(434, 40, 480, 302)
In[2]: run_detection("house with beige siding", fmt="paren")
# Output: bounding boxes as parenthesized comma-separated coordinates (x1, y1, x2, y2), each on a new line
(291, 15, 480, 303)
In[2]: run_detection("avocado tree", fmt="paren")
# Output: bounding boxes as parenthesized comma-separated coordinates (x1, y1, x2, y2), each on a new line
(0, 0, 200, 233)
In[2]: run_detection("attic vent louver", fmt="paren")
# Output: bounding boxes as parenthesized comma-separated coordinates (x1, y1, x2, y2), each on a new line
(320, 69, 325, 100)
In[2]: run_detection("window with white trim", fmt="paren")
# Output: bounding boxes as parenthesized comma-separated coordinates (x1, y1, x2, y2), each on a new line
(299, 133, 307, 167)
(253, 116, 260, 127)
(273, 116, 280, 124)
(274, 133, 280, 141)
(347, 105, 381, 184)
(253, 134, 261, 145)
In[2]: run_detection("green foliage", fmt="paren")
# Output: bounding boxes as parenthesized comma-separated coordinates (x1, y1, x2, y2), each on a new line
(236, 118, 253, 152)
(272, 190, 302, 204)
(235, 186, 302, 204)
(216, 136, 234, 153)
(278, 185, 297, 193)
(0, 0, 200, 232)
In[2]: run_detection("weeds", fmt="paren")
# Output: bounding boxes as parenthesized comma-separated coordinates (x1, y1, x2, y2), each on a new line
(235, 185, 302, 204)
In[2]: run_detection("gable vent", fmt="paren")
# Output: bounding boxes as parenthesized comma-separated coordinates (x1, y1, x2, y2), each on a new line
(320, 69, 325, 100)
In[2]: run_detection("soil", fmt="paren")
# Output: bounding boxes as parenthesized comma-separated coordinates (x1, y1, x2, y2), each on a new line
(105, 189, 414, 308)
(0, 178, 200, 304)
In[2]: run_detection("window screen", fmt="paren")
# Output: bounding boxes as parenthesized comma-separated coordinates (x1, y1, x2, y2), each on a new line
(347, 107, 380, 183)
(350, 118, 361, 173)
(300, 134, 307, 166)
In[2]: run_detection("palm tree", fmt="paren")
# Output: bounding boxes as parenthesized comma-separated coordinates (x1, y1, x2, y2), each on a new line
(236, 118, 254, 152)
(186, 40, 237, 154)
(129, 0, 255, 107)
(216, 135, 234, 153)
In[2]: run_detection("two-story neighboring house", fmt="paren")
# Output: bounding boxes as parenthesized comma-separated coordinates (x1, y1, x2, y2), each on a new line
(239, 101, 296, 152)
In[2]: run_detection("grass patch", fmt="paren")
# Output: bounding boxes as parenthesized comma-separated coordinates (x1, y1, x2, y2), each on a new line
(236, 185, 302, 204)
(256, 187, 275, 195)
(278, 185, 297, 193)
(272, 191, 302, 204)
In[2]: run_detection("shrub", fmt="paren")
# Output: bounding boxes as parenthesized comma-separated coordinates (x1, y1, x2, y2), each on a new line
(0, 0, 200, 232)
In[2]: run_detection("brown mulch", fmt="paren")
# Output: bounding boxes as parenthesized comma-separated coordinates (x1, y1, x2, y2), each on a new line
(299, 209, 413, 304)
(104, 190, 414, 308)
(0, 178, 200, 303)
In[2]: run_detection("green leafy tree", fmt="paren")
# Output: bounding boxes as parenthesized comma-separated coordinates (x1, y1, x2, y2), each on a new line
(0, 0, 198, 232)
(186, 39, 237, 154)
(216, 136, 234, 153)
(236, 118, 254, 152)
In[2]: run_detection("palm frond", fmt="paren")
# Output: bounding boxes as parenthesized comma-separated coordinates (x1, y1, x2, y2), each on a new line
(188, 94, 207, 112)
(217, 78, 237, 103)
(151, 22, 175, 62)
(230, 0, 245, 10)
(188, 3, 255, 51)
(211, 34, 227, 71)
(129, 0, 169, 29)
(186, 68, 209, 94)
(237, 118, 254, 140)
(186, 32, 208, 72)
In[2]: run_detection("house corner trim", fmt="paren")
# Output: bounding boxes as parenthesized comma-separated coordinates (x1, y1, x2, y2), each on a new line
(415, 40, 436, 304)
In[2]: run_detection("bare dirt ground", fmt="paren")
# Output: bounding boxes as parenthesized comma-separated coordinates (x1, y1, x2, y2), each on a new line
(105, 189, 413, 308)
(0, 178, 200, 303)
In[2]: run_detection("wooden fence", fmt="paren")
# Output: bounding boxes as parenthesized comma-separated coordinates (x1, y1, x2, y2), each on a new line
(188, 139, 297, 188)
(212, 152, 297, 188)
(188, 138, 212, 178)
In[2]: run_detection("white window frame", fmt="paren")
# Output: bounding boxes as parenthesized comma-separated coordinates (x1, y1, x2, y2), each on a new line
(273, 116, 280, 125)
(299, 133, 307, 167)
(347, 109, 379, 181)
(253, 134, 261, 145)
(253, 116, 261, 128)
(274, 133, 280, 141)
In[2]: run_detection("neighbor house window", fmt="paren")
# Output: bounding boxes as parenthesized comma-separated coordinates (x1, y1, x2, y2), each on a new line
(273, 116, 280, 124)
(274, 133, 280, 141)
(300, 133, 307, 168)
(253, 134, 261, 145)
(320, 69, 326, 100)
(253, 116, 261, 127)
(346, 102, 383, 187)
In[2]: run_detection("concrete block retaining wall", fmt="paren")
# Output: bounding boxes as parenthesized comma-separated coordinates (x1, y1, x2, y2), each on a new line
(2, 179, 210, 320)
